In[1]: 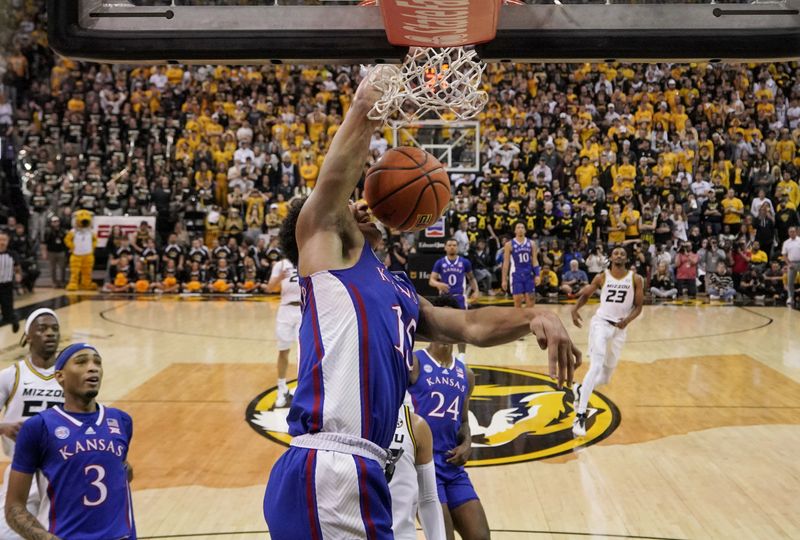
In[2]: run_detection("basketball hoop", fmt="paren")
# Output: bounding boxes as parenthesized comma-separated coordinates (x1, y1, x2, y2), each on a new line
(367, 47, 489, 128)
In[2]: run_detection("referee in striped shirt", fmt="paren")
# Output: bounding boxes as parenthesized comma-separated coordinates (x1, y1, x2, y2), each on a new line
(0, 229, 21, 333)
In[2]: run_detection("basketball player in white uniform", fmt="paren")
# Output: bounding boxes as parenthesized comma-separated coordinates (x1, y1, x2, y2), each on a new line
(0, 308, 63, 537)
(388, 405, 446, 540)
(570, 246, 643, 436)
(266, 257, 301, 408)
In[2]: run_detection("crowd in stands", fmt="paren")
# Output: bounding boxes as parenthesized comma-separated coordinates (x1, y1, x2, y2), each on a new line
(1, 0, 799, 305)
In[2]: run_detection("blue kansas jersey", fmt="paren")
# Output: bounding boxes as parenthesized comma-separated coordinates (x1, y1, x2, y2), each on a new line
(408, 350, 468, 455)
(12, 404, 135, 540)
(510, 238, 533, 276)
(432, 256, 472, 298)
(289, 240, 420, 449)
(408, 350, 478, 510)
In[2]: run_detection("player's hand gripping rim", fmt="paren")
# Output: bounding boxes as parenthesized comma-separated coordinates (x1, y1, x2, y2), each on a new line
(530, 311, 582, 388)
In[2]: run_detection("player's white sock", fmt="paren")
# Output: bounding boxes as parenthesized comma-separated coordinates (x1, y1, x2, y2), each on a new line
(278, 378, 287, 393)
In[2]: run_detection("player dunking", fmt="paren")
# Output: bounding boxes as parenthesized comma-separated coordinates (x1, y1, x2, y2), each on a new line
(263, 67, 580, 539)
(409, 296, 488, 540)
(388, 406, 446, 540)
(570, 246, 643, 437)
(429, 239, 480, 357)
(6, 343, 135, 539)
(266, 257, 301, 408)
(501, 222, 540, 308)
(0, 310, 63, 540)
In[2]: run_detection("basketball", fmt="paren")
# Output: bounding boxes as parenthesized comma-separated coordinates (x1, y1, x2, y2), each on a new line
(364, 147, 451, 232)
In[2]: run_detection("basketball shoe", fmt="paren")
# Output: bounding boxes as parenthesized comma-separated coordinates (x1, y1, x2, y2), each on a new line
(572, 413, 587, 437)
(275, 390, 292, 409)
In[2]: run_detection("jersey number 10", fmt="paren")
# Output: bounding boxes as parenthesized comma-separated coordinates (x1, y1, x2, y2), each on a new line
(392, 306, 417, 371)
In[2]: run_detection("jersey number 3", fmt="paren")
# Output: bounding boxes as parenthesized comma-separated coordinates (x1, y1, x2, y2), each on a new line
(605, 289, 628, 303)
(83, 465, 108, 507)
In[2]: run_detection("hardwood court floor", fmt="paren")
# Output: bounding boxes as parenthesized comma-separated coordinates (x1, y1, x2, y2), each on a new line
(1, 295, 799, 539)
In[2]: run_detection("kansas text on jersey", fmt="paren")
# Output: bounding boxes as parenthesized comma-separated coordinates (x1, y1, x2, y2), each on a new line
(408, 350, 468, 456)
(432, 256, 472, 299)
(12, 405, 136, 540)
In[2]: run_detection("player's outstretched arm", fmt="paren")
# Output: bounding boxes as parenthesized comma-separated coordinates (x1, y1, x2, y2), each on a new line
(296, 69, 382, 238)
(417, 297, 581, 388)
(411, 414, 446, 540)
(570, 272, 604, 328)
(6, 470, 58, 540)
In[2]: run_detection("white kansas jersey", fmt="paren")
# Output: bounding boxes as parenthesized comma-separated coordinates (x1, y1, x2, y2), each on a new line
(0, 358, 64, 457)
(270, 259, 301, 305)
(595, 269, 635, 323)
(389, 406, 419, 540)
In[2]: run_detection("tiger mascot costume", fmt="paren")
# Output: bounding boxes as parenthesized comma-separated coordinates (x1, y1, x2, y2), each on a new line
(64, 209, 98, 291)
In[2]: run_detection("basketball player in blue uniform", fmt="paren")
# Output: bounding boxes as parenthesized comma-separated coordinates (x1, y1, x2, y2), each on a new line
(429, 238, 480, 357)
(264, 66, 580, 539)
(429, 239, 480, 311)
(501, 222, 540, 308)
(6, 343, 135, 539)
(408, 296, 488, 540)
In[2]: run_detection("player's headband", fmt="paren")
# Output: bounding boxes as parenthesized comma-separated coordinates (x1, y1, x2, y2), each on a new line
(55, 343, 99, 372)
(20, 308, 59, 347)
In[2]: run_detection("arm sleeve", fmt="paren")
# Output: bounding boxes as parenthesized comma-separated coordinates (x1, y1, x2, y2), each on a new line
(416, 461, 446, 540)
(11, 416, 46, 474)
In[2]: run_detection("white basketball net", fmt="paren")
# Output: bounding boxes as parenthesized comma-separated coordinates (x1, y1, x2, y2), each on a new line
(368, 47, 489, 128)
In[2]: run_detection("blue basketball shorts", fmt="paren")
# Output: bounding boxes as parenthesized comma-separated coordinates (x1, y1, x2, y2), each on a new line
(510, 273, 535, 295)
(434, 455, 479, 510)
(264, 446, 393, 539)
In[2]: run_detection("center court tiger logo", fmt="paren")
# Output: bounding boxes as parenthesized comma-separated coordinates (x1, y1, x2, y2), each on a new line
(246, 365, 620, 466)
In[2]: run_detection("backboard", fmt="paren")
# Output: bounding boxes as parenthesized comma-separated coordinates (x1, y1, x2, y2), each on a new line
(49, 0, 800, 64)
(391, 121, 481, 173)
